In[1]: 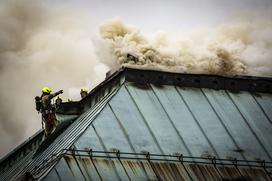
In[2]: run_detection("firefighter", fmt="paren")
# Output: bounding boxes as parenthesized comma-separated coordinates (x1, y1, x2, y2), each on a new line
(80, 88, 88, 99)
(55, 96, 62, 108)
(41, 87, 63, 138)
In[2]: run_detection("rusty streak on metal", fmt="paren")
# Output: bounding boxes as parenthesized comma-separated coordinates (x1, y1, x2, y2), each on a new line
(39, 149, 272, 180)
(145, 152, 162, 181)
(71, 150, 88, 181)
(116, 150, 132, 181)
(86, 149, 103, 181)
(63, 156, 76, 178)
(90, 159, 103, 181)
(176, 156, 194, 181)
(61, 155, 272, 181)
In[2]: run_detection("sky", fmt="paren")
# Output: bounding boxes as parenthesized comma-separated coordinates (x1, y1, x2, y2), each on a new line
(49, 0, 272, 32)
(0, 0, 271, 159)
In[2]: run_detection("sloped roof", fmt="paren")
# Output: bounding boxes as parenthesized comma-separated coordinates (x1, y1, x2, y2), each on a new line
(43, 74, 272, 180)
(1, 68, 272, 180)
(72, 83, 272, 161)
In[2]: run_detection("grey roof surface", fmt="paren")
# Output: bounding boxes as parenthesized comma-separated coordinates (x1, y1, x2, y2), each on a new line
(42, 74, 272, 180)
(42, 81, 272, 180)
(73, 83, 272, 162)
(1, 68, 272, 180)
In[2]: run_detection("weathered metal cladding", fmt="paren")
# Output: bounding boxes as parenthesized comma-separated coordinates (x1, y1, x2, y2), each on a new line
(74, 83, 272, 163)
(43, 155, 272, 181)
(40, 81, 272, 180)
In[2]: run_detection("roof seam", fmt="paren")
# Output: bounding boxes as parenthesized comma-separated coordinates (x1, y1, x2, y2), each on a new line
(124, 84, 165, 156)
(200, 88, 248, 161)
(250, 93, 272, 125)
(175, 87, 221, 159)
(225, 90, 272, 161)
(91, 124, 123, 180)
(150, 84, 193, 157)
(108, 103, 138, 154)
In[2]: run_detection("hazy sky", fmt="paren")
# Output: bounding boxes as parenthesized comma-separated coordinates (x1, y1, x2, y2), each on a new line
(48, 0, 272, 33)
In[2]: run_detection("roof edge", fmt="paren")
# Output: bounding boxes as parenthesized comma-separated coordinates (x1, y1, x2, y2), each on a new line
(0, 129, 43, 170)
(55, 67, 272, 123)
(124, 67, 272, 93)
(58, 67, 272, 115)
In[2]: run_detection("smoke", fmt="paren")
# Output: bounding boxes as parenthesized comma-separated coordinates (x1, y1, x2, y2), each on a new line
(0, 0, 109, 157)
(100, 16, 272, 76)
(0, 0, 271, 158)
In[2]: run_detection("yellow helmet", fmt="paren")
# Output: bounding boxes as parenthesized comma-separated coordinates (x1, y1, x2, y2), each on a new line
(80, 88, 88, 93)
(42, 87, 52, 94)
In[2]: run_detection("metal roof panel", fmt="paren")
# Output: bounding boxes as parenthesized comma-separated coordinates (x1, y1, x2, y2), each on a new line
(70, 81, 272, 169)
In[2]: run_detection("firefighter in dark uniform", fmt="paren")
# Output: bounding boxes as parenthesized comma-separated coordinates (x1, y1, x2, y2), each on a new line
(41, 87, 63, 138)
(80, 88, 88, 99)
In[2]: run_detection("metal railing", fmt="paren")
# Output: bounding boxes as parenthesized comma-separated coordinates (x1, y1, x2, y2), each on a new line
(63, 148, 272, 169)
(32, 147, 272, 178)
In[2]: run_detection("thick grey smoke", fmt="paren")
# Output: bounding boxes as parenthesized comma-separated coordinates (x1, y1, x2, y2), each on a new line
(100, 17, 272, 76)
(0, 0, 109, 157)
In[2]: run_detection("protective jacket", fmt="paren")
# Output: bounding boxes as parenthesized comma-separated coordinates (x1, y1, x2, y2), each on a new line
(41, 91, 62, 111)
(41, 90, 63, 137)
